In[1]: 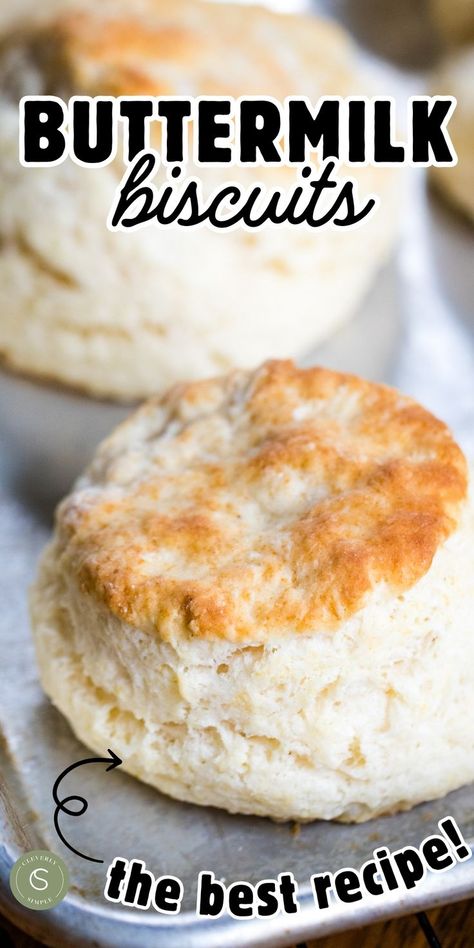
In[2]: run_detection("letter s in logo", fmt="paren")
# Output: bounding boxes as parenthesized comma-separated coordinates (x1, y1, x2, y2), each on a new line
(29, 868, 49, 891)
(10, 849, 69, 911)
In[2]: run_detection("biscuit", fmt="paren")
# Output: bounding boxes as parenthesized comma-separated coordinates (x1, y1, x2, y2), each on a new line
(30, 360, 474, 822)
(431, 47, 474, 222)
(0, 0, 399, 399)
(431, 0, 474, 46)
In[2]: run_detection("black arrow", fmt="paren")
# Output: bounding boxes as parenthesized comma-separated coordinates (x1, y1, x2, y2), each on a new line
(52, 748, 122, 864)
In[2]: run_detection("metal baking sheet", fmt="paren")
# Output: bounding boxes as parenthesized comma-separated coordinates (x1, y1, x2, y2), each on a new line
(1, 10, 474, 948)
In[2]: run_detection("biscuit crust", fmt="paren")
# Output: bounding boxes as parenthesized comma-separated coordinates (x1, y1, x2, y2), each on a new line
(56, 360, 467, 643)
(9, 1, 353, 99)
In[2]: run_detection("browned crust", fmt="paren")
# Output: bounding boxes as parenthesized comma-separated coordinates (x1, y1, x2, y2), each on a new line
(56, 360, 468, 643)
(4, 0, 354, 98)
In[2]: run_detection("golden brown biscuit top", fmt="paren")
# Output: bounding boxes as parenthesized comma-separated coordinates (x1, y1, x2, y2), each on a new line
(2, 0, 355, 98)
(57, 360, 467, 644)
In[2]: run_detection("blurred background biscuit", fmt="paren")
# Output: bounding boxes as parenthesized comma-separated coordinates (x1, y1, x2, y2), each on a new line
(430, 0, 474, 47)
(0, 0, 399, 401)
(431, 47, 474, 223)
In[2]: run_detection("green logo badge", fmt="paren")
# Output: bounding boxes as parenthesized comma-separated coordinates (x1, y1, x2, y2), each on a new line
(9, 850, 69, 911)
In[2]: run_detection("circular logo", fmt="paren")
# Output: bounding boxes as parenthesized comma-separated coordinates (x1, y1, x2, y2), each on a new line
(9, 850, 69, 911)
